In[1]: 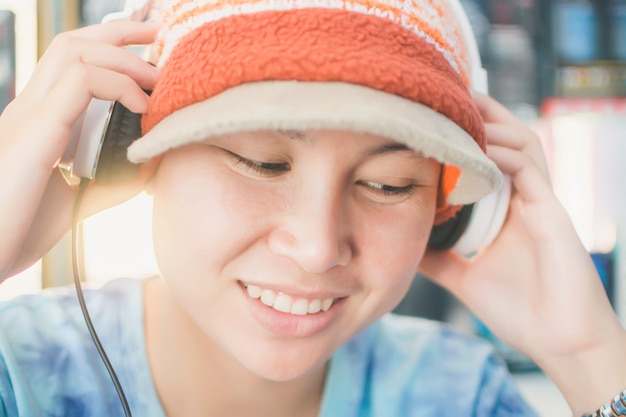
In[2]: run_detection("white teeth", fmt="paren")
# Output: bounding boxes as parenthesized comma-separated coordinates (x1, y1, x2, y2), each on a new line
(246, 284, 262, 298)
(307, 299, 321, 314)
(290, 299, 309, 316)
(260, 289, 275, 307)
(244, 284, 336, 316)
(273, 294, 292, 313)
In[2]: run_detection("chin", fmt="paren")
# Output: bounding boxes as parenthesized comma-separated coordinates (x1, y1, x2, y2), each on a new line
(233, 342, 330, 382)
(254, 361, 327, 383)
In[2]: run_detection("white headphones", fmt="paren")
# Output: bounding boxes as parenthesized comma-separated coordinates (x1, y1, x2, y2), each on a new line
(429, 0, 511, 257)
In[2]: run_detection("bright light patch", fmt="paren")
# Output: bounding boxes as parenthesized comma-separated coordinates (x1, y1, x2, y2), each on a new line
(550, 115, 595, 251)
(82, 192, 159, 288)
(0, 261, 42, 301)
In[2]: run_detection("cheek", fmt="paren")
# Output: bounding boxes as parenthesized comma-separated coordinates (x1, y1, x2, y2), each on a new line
(150, 165, 284, 277)
(356, 199, 435, 290)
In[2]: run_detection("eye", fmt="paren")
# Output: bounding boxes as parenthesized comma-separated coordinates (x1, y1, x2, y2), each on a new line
(357, 180, 415, 199)
(227, 151, 290, 177)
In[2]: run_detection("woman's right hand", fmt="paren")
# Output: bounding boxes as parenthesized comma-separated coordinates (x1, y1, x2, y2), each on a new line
(0, 20, 160, 281)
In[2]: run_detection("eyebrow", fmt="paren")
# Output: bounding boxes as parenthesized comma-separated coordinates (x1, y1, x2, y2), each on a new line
(275, 130, 419, 157)
(362, 142, 414, 156)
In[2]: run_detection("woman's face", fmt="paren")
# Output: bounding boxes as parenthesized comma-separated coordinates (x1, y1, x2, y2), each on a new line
(151, 129, 440, 381)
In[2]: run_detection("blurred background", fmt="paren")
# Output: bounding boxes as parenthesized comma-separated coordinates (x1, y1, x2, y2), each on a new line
(0, 0, 625, 414)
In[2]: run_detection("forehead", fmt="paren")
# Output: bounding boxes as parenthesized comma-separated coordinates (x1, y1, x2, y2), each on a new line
(276, 129, 308, 141)
(210, 129, 426, 158)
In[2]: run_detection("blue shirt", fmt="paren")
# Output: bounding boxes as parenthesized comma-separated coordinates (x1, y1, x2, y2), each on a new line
(0, 278, 537, 416)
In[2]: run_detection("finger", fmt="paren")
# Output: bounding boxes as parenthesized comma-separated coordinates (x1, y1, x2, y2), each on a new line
(63, 20, 161, 47)
(474, 92, 549, 172)
(472, 91, 526, 128)
(25, 44, 158, 105)
(61, 40, 158, 89)
(66, 43, 155, 86)
(485, 123, 532, 150)
(28, 63, 150, 161)
(487, 144, 554, 203)
(485, 124, 550, 176)
(21, 22, 159, 103)
(53, 62, 150, 120)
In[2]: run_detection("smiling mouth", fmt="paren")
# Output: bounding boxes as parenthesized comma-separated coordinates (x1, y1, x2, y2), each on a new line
(244, 284, 335, 316)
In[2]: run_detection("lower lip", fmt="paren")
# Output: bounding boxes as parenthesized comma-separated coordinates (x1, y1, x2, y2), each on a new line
(240, 285, 345, 337)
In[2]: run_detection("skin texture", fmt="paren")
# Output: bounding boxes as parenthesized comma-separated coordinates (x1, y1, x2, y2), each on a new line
(1, 20, 626, 417)
(143, 130, 440, 416)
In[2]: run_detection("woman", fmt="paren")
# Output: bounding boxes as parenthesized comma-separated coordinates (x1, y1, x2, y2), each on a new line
(0, 0, 624, 416)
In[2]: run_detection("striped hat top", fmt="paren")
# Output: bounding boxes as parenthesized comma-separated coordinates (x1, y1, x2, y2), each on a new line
(127, 0, 503, 224)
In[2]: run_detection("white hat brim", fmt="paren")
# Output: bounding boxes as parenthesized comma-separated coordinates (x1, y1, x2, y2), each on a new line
(127, 81, 502, 205)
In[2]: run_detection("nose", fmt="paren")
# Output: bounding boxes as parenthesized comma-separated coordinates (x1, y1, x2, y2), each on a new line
(267, 187, 353, 274)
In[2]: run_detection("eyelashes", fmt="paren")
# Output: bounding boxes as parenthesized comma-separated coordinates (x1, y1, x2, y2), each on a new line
(227, 152, 290, 177)
(226, 150, 417, 199)
(356, 181, 416, 198)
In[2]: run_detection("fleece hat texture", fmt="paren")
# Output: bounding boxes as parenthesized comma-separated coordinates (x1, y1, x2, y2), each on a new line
(126, 0, 503, 224)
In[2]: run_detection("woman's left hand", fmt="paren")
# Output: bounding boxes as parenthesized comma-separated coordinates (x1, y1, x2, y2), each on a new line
(418, 92, 626, 414)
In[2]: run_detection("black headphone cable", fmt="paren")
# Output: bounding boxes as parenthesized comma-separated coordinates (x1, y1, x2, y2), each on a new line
(72, 177, 132, 417)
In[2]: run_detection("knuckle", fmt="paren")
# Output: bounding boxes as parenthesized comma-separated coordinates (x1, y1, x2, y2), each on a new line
(521, 151, 535, 167)
(49, 32, 77, 51)
(65, 62, 90, 85)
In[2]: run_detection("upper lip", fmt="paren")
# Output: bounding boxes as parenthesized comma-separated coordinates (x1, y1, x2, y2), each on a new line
(239, 280, 349, 300)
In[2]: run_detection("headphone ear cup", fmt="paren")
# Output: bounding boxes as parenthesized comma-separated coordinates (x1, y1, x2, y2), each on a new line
(428, 175, 511, 255)
(94, 100, 145, 185)
(428, 204, 474, 250)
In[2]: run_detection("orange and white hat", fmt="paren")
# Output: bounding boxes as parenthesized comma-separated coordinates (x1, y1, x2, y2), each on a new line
(126, 0, 503, 224)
